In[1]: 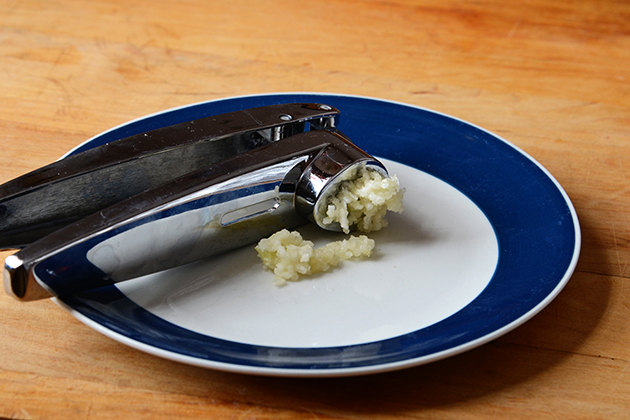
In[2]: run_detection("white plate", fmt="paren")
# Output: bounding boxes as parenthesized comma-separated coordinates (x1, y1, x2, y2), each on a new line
(55, 93, 580, 377)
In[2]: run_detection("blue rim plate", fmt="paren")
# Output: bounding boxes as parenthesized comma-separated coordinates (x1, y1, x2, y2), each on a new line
(54, 93, 580, 377)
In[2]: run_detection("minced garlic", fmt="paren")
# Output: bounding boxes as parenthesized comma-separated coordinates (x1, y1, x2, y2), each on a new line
(255, 229, 375, 285)
(322, 166, 404, 234)
(256, 165, 404, 285)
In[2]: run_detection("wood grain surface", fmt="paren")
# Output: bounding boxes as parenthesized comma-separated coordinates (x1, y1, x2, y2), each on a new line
(1, 0, 629, 418)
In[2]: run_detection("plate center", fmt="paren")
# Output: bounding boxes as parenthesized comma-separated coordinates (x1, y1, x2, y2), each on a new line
(117, 160, 499, 348)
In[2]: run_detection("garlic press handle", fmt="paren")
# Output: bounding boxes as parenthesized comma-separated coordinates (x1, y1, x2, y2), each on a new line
(0, 103, 339, 249)
(4, 129, 384, 301)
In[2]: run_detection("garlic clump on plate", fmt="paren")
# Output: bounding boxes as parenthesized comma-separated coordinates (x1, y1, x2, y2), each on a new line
(255, 229, 375, 286)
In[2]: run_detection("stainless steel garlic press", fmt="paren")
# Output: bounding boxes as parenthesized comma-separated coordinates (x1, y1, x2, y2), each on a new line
(1, 103, 388, 301)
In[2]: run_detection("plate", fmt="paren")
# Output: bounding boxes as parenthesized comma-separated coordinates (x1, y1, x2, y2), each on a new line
(55, 93, 580, 377)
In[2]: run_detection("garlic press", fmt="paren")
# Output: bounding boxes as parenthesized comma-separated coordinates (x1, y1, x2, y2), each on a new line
(1, 103, 388, 301)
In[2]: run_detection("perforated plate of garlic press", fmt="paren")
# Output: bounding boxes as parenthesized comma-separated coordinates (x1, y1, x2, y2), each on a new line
(49, 93, 579, 377)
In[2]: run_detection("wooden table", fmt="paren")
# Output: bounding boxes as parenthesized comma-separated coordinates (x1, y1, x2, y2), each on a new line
(1, 0, 629, 418)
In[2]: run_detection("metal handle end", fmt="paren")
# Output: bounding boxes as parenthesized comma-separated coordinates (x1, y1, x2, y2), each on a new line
(3, 254, 51, 301)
